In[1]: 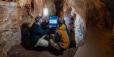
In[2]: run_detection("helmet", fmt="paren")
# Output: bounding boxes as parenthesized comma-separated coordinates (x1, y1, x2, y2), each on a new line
(58, 17, 65, 24)
(35, 16, 42, 22)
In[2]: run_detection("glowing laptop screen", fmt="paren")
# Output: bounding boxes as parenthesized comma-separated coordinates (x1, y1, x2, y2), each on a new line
(49, 19, 57, 24)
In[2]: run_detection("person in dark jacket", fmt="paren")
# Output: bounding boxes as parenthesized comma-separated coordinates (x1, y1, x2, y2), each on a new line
(30, 16, 49, 48)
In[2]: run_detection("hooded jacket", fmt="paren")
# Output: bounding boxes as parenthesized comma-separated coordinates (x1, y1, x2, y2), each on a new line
(56, 23, 70, 49)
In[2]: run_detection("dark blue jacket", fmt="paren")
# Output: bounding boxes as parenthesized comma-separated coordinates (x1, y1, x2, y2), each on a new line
(30, 23, 49, 46)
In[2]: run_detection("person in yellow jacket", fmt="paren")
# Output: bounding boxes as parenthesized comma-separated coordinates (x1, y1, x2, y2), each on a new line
(52, 18, 70, 50)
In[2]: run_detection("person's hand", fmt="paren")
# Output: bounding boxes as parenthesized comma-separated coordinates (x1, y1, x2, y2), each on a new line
(48, 25, 52, 29)
(49, 39, 60, 50)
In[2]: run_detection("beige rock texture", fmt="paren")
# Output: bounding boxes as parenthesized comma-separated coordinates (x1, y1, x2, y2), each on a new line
(66, 0, 112, 29)
(0, 0, 113, 57)
(0, 1, 21, 57)
(0, 0, 56, 57)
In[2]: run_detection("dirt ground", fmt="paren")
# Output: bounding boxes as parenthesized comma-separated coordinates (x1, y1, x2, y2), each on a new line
(7, 45, 77, 57)
(7, 26, 114, 57)
(74, 26, 114, 57)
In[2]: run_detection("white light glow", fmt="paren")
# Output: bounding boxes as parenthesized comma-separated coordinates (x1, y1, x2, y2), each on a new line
(49, 20, 57, 24)
(43, 8, 48, 16)
(75, 14, 84, 47)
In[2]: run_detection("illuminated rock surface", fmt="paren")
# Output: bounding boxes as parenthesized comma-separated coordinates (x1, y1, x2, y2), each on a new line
(0, 0, 114, 57)
(0, 2, 21, 57)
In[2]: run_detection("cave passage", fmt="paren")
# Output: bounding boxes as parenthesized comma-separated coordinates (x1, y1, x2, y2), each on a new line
(0, 0, 114, 57)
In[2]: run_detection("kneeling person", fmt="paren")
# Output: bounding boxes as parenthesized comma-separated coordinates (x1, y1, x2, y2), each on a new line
(50, 18, 70, 51)
(30, 16, 49, 48)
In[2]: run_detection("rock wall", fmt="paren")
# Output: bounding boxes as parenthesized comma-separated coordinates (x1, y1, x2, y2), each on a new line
(18, 0, 56, 26)
(0, 0, 56, 57)
(0, 1, 21, 57)
(0, 0, 113, 57)
(66, 0, 112, 29)
(103, 0, 114, 29)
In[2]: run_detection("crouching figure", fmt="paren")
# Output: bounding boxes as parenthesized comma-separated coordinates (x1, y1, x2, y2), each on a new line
(50, 18, 70, 51)
(30, 16, 49, 48)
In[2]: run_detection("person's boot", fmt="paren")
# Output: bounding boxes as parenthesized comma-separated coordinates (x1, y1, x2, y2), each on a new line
(49, 39, 61, 50)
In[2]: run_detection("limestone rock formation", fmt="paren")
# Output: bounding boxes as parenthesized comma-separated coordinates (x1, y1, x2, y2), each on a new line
(0, 1, 21, 57)
(66, 0, 112, 29)
(0, 0, 56, 57)
(0, 0, 113, 57)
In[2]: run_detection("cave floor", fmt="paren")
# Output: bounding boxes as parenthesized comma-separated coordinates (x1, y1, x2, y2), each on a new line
(8, 45, 77, 57)
(74, 27, 114, 57)
(8, 27, 114, 57)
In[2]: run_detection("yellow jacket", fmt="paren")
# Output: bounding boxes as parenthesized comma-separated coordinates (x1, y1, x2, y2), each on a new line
(56, 24, 69, 49)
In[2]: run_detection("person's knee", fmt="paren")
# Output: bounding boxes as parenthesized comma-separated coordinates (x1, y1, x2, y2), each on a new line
(34, 38, 49, 47)
(40, 38, 49, 47)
